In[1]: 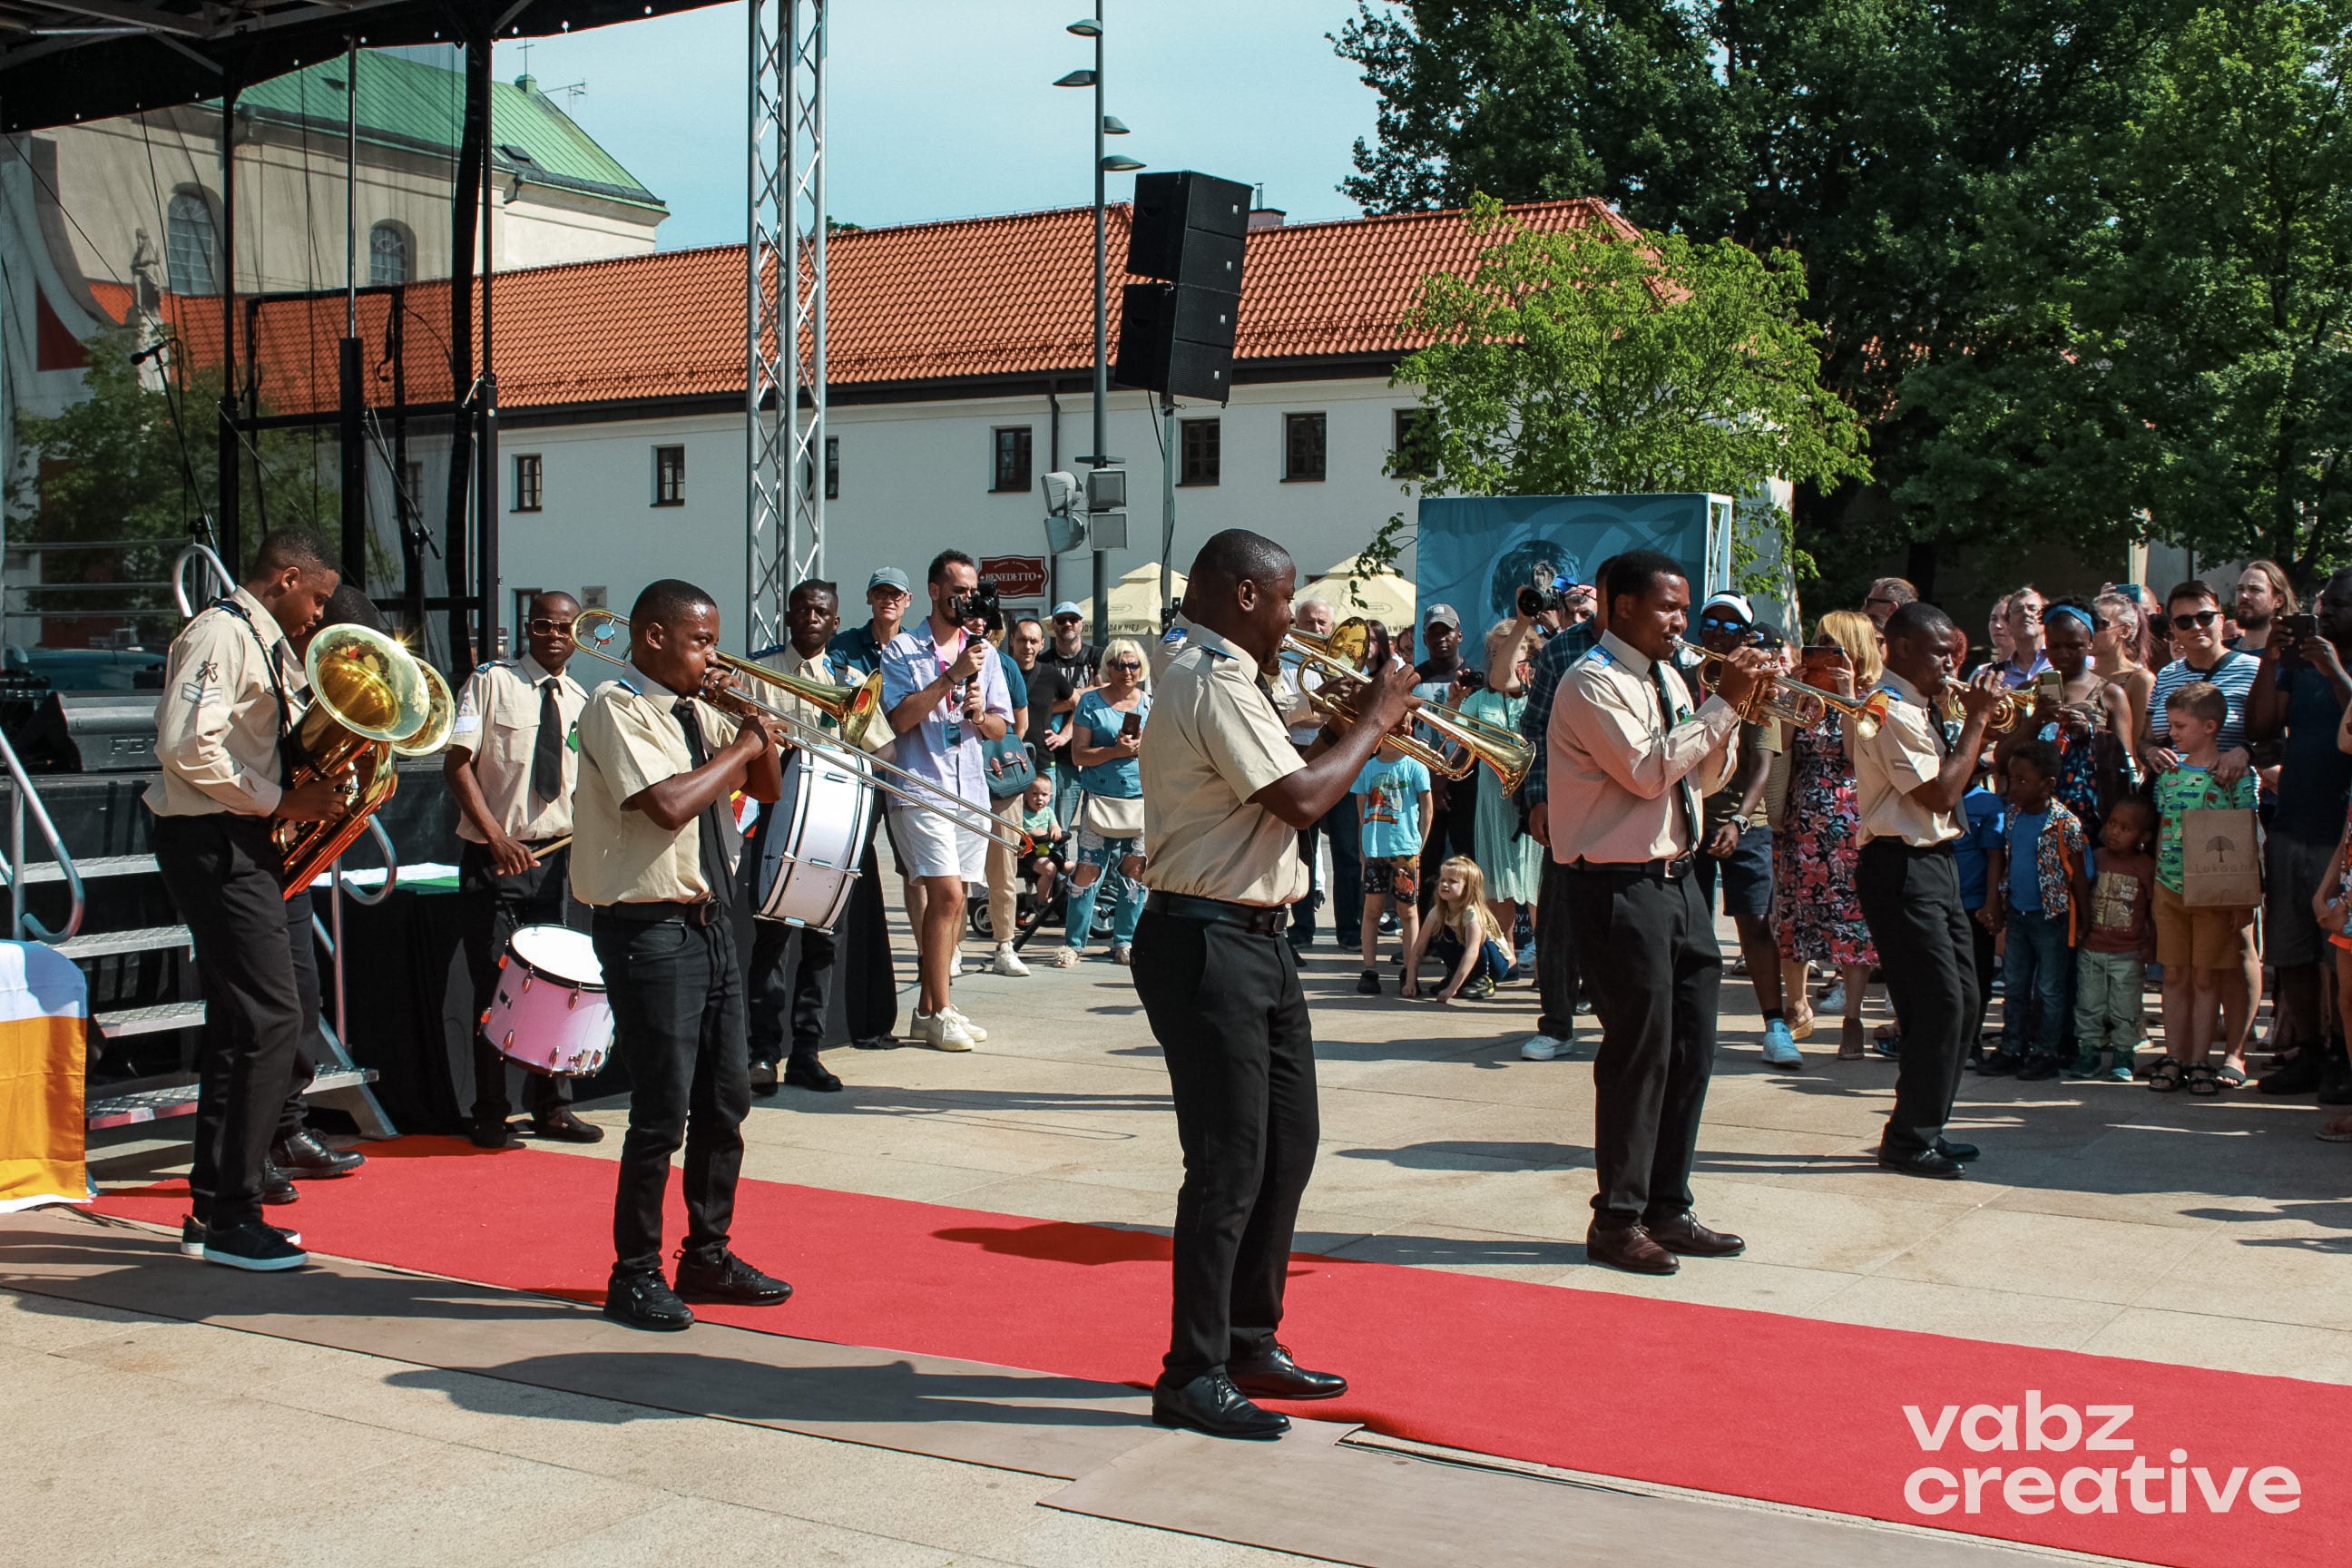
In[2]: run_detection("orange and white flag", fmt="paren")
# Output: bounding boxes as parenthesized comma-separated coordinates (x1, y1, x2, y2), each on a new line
(0, 942, 89, 1211)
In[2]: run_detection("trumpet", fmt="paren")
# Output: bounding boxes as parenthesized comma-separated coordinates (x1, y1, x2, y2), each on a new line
(1668, 639, 1894, 740)
(1935, 677, 2025, 734)
(1280, 619, 1534, 795)
(568, 609, 1032, 857)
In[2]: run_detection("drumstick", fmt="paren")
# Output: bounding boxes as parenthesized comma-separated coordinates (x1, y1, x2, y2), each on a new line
(531, 836, 572, 862)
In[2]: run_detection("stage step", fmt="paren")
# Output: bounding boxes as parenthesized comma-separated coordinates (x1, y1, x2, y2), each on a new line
(93, 1000, 206, 1038)
(1, 853, 159, 886)
(83, 1065, 377, 1131)
(54, 925, 191, 960)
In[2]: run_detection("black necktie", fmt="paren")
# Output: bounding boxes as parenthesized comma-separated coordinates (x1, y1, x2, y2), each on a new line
(672, 699, 735, 897)
(1651, 662, 1701, 852)
(532, 679, 564, 804)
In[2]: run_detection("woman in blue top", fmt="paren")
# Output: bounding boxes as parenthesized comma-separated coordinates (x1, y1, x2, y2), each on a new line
(1052, 637, 1151, 965)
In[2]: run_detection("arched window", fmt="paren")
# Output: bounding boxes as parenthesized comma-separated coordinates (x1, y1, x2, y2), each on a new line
(368, 221, 412, 286)
(164, 191, 218, 296)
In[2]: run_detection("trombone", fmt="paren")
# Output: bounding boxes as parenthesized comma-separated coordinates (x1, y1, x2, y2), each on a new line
(1280, 619, 1534, 795)
(568, 608, 1032, 856)
(1668, 638, 1895, 740)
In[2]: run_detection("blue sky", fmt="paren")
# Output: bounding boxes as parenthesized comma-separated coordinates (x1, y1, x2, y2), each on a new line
(495, 1, 1385, 248)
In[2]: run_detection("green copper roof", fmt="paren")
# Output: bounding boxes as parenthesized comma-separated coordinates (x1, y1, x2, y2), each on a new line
(233, 51, 663, 213)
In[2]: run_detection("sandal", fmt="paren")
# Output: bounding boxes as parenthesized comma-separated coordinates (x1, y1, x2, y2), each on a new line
(2184, 1063, 2220, 1096)
(1838, 1019, 1865, 1061)
(1788, 1006, 1817, 1041)
(2318, 1117, 2352, 1143)
(2211, 1063, 2248, 1090)
(2148, 1059, 2186, 1093)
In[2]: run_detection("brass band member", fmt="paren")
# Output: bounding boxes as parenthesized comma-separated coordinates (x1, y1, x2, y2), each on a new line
(1855, 602, 2006, 1179)
(149, 527, 351, 1271)
(573, 580, 790, 1330)
(1548, 551, 1766, 1275)
(446, 590, 601, 1147)
(1133, 529, 1414, 1439)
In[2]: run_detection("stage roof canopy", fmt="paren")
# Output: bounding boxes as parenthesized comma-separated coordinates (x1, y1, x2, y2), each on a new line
(0, 0, 728, 134)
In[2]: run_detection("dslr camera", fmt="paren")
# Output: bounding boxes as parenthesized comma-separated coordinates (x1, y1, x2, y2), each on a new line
(1516, 561, 1577, 621)
(950, 577, 1004, 632)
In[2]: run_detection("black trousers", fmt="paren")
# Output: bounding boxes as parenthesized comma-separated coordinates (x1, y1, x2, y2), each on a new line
(1534, 851, 1584, 1041)
(741, 809, 896, 1061)
(1562, 865, 1720, 1225)
(593, 904, 750, 1276)
(155, 813, 305, 1230)
(460, 839, 573, 1125)
(1857, 842, 1974, 1155)
(1130, 908, 1318, 1384)
(275, 890, 322, 1142)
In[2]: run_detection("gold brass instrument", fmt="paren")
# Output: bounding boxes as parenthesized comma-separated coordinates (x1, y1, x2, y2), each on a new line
(568, 608, 1032, 856)
(1280, 618, 1534, 795)
(1668, 639, 1894, 740)
(1936, 677, 2025, 734)
(277, 623, 445, 897)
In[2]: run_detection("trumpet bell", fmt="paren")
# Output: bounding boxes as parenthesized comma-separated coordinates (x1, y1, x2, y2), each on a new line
(306, 623, 429, 744)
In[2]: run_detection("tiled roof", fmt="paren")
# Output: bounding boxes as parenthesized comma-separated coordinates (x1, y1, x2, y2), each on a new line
(125, 198, 1636, 415)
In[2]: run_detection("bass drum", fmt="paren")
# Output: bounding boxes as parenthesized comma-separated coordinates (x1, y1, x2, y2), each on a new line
(756, 745, 877, 931)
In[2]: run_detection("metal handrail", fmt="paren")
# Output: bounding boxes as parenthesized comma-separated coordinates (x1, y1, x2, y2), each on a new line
(0, 725, 83, 942)
(171, 543, 237, 619)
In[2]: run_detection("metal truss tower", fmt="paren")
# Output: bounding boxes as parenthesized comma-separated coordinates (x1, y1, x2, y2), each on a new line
(748, 0, 827, 655)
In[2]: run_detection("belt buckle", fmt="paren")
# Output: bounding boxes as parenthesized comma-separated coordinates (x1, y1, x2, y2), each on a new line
(688, 898, 720, 928)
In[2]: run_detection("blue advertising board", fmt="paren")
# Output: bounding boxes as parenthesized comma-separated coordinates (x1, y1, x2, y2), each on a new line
(1416, 493, 1732, 634)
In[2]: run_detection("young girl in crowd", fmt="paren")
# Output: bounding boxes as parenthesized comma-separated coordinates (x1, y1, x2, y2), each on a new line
(2005, 603, 2132, 832)
(2092, 590, 2154, 764)
(2075, 794, 2157, 1082)
(1402, 857, 1514, 1003)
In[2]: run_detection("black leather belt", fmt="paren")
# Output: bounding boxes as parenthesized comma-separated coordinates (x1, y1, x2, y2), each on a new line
(1143, 891, 1290, 936)
(1567, 855, 1698, 881)
(1860, 839, 1955, 857)
(600, 897, 726, 928)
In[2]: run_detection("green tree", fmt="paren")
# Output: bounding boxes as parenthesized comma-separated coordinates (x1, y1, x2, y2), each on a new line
(1361, 197, 1869, 589)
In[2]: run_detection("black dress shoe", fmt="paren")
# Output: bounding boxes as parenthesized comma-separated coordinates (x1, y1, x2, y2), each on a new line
(530, 1109, 606, 1144)
(783, 1057, 843, 1093)
(1935, 1138, 1980, 1162)
(673, 1249, 792, 1306)
(749, 1059, 779, 1096)
(1645, 1211, 1745, 1258)
(604, 1269, 693, 1331)
(469, 1121, 524, 1150)
(1879, 1145, 1966, 1180)
(1584, 1222, 1679, 1274)
(1152, 1371, 1289, 1438)
(1227, 1341, 1348, 1400)
(272, 1129, 365, 1179)
(2259, 1054, 2323, 1095)
(259, 1162, 299, 1207)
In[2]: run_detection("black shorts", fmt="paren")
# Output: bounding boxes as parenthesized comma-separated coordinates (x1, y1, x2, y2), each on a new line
(1363, 856, 1421, 901)
(1701, 822, 1774, 923)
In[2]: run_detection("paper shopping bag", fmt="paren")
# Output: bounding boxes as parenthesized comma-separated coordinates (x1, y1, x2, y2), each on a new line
(2180, 807, 2261, 907)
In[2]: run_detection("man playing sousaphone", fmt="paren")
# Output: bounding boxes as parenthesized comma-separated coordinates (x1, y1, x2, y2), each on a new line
(148, 527, 354, 1272)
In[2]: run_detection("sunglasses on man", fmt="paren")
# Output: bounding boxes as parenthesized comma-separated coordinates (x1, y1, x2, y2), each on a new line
(1699, 614, 1749, 635)
(525, 618, 576, 637)
(2171, 608, 2221, 632)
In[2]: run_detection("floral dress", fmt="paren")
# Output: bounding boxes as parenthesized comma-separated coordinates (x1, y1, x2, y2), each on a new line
(1771, 714, 1878, 969)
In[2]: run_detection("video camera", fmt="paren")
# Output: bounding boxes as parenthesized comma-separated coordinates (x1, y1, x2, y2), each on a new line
(950, 578, 1004, 632)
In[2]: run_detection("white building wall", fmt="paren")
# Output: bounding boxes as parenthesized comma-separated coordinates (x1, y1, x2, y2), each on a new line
(494, 375, 1426, 650)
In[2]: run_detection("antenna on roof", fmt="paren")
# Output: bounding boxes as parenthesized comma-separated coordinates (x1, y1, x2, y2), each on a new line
(553, 81, 587, 112)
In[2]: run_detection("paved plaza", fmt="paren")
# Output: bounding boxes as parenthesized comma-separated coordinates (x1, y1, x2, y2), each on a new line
(11, 910, 2349, 1566)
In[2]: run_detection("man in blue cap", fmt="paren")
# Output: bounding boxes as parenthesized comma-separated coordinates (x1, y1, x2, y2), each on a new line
(828, 567, 915, 681)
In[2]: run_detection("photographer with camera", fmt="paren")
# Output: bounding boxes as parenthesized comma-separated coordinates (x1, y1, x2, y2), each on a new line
(881, 551, 1016, 1051)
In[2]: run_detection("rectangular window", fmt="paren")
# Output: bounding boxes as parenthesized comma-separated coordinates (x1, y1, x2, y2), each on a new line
(1390, 408, 1436, 480)
(511, 453, 543, 512)
(1282, 412, 1327, 483)
(652, 445, 685, 506)
(826, 435, 839, 500)
(1180, 417, 1220, 485)
(991, 426, 1034, 493)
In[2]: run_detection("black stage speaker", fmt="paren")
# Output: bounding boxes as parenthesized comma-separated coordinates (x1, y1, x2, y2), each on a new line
(1117, 172, 1251, 405)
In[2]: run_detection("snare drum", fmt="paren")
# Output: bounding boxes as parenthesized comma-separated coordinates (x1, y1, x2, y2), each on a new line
(484, 925, 614, 1077)
(756, 746, 877, 931)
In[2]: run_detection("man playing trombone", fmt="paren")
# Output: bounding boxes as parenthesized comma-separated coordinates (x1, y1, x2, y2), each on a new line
(880, 550, 1016, 1052)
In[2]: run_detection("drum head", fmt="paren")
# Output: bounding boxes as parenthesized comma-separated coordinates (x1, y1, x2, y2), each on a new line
(509, 924, 604, 988)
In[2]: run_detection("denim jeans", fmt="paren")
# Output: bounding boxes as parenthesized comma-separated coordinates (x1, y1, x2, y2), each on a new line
(1427, 931, 1514, 987)
(1289, 792, 1361, 945)
(2001, 906, 2073, 1056)
(1065, 831, 1145, 953)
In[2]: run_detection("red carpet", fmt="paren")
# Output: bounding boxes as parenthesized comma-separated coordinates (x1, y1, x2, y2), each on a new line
(94, 1140, 2344, 1568)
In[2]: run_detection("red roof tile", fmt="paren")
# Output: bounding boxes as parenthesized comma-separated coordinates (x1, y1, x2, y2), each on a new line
(156, 198, 1637, 416)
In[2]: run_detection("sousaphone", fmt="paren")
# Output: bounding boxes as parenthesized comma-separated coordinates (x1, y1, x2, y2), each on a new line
(275, 624, 447, 897)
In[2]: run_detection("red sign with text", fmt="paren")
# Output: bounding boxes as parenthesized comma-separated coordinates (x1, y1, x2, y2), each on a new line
(979, 555, 1048, 599)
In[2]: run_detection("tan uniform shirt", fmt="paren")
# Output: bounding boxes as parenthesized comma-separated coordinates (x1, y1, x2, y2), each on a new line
(447, 655, 590, 843)
(1854, 671, 1958, 847)
(757, 645, 844, 737)
(1139, 623, 1309, 906)
(145, 584, 299, 818)
(571, 675, 741, 906)
(1546, 631, 1740, 863)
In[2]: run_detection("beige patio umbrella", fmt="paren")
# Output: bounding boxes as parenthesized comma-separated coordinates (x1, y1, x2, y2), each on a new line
(1074, 562, 1188, 640)
(1301, 554, 1417, 633)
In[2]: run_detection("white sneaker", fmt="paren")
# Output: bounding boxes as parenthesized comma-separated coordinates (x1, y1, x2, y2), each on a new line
(944, 1004, 988, 1043)
(1520, 1034, 1567, 1062)
(1111, 944, 1132, 966)
(1051, 946, 1081, 968)
(991, 944, 1031, 977)
(914, 1010, 975, 1052)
